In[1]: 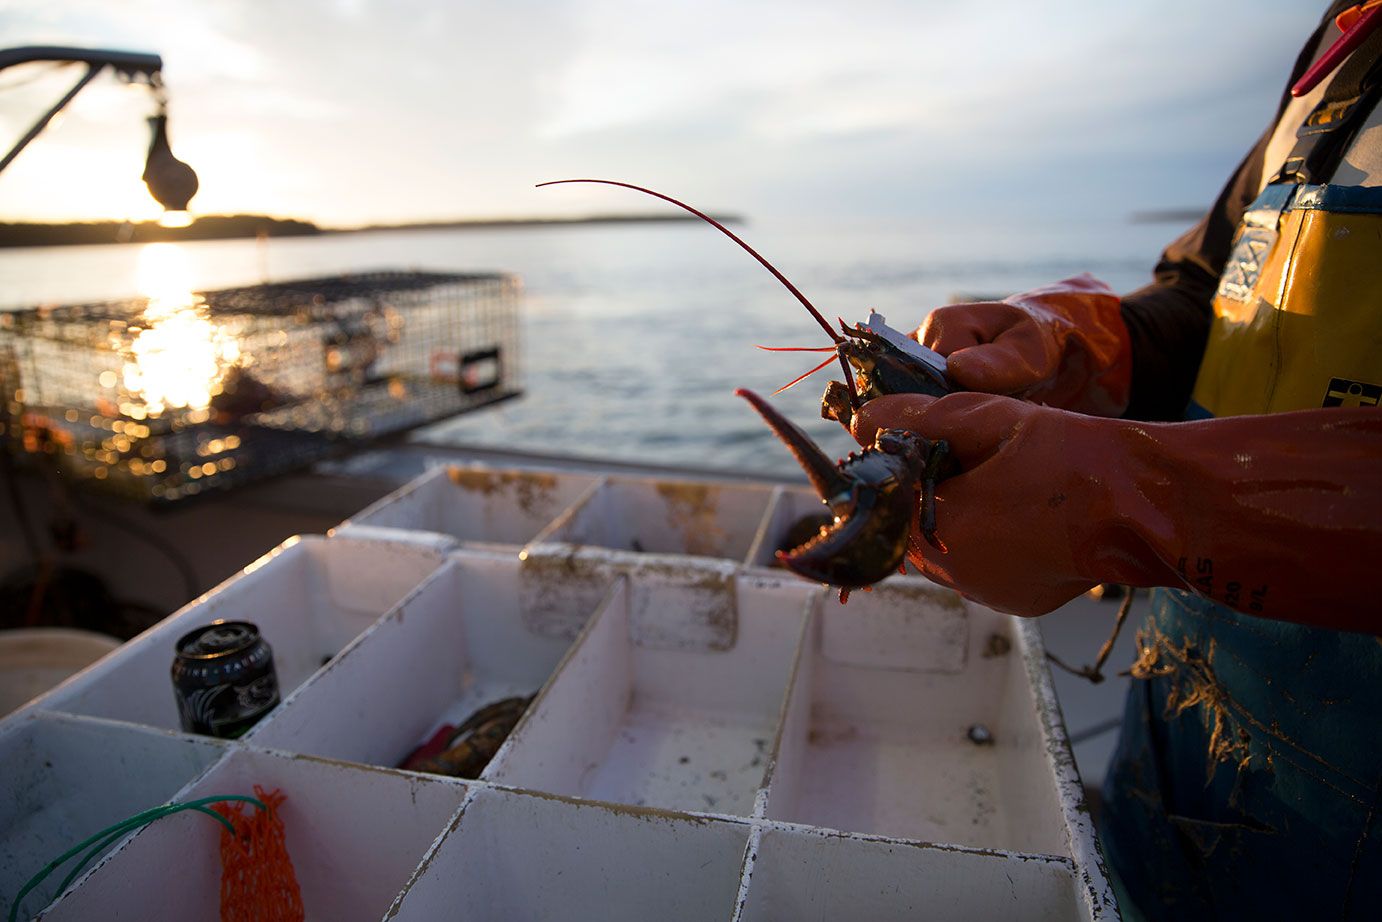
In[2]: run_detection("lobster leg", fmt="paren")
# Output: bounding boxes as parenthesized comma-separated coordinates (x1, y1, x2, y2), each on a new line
(821, 380, 855, 428)
(918, 438, 953, 550)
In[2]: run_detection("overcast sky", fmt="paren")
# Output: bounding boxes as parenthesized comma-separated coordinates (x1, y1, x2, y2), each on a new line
(0, 0, 1323, 226)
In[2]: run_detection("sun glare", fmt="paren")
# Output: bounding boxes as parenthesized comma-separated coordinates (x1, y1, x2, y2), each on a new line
(158, 209, 195, 228)
(124, 243, 239, 416)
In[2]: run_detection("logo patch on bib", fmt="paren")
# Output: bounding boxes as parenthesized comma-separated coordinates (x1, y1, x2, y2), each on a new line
(1321, 377, 1381, 408)
(1215, 226, 1276, 303)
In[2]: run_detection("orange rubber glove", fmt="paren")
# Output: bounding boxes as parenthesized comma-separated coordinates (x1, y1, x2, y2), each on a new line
(853, 392, 1382, 633)
(919, 273, 1133, 417)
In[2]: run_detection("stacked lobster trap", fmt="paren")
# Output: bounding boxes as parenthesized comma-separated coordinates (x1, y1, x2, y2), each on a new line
(0, 271, 520, 503)
(0, 463, 1118, 921)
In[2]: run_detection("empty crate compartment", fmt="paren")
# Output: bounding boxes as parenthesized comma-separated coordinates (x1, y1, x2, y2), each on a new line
(387, 786, 751, 922)
(0, 713, 228, 920)
(733, 824, 1082, 922)
(339, 464, 600, 546)
(250, 551, 604, 774)
(488, 575, 813, 815)
(764, 584, 1070, 855)
(531, 476, 775, 560)
(37, 746, 471, 922)
(38, 535, 446, 732)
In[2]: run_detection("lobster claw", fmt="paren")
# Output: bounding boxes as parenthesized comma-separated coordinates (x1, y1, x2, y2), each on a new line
(736, 389, 934, 596)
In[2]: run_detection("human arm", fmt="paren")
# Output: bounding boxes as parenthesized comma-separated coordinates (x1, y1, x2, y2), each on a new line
(853, 392, 1382, 633)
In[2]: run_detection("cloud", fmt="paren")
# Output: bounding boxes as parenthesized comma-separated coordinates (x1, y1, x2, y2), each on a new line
(0, 0, 1326, 224)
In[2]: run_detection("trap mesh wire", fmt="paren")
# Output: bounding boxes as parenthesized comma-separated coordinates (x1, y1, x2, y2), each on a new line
(0, 271, 521, 503)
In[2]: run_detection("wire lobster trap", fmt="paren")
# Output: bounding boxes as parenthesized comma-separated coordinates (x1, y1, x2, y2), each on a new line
(0, 271, 521, 504)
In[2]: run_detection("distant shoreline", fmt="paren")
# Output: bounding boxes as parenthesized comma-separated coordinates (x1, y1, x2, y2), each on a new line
(0, 212, 743, 248)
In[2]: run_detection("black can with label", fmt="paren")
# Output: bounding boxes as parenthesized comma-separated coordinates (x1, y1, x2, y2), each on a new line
(171, 620, 280, 738)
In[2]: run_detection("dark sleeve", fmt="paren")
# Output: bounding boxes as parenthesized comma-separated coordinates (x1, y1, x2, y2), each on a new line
(1118, 129, 1273, 421)
(1118, 6, 1340, 422)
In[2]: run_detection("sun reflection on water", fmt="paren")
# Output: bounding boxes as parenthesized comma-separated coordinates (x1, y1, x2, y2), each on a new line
(124, 243, 239, 417)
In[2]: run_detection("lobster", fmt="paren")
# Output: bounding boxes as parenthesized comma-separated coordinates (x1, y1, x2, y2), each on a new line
(403, 694, 533, 779)
(735, 387, 954, 601)
(538, 179, 960, 600)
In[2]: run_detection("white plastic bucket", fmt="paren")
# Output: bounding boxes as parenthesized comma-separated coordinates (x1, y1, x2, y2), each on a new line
(0, 628, 120, 717)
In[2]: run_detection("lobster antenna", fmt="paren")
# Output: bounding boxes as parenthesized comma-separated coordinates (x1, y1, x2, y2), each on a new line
(537, 179, 841, 344)
(770, 354, 839, 395)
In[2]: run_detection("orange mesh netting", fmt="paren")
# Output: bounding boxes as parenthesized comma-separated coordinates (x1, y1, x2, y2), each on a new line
(214, 786, 304, 922)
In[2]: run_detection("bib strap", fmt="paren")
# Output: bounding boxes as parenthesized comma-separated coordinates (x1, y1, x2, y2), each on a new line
(1272, 24, 1382, 184)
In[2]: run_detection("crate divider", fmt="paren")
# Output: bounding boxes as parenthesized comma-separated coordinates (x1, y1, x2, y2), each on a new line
(336, 463, 603, 549)
(752, 601, 816, 823)
(37, 746, 472, 922)
(487, 568, 814, 817)
(34, 534, 448, 732)
(384, 785, 753, 922)
(528, 475, 776, 561)
(515, 546, 744, 648)
(0, 711, 230, 920)
(730, 821, 1083, 922)
(729, 824, 766, 920)
(319, 524, 461, 554)
(247, 549, 601, 773)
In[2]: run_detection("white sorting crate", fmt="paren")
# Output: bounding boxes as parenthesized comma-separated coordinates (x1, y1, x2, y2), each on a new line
(2, 463, 1117, 922)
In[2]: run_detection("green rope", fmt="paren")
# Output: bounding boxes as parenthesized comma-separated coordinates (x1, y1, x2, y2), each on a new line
(55, 805, 228, 897)
(6, 794, 266, 922)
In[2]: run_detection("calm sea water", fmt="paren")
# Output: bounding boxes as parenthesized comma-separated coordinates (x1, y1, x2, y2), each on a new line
(0, 216, 1180, 475)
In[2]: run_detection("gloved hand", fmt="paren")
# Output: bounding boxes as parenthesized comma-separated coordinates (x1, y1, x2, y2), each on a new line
(852, 392, 1382, 632)
(919, 274, 1133, 417)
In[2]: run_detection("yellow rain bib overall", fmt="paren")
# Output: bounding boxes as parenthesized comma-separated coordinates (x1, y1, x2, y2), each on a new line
(1190, 182, 1382, 418)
